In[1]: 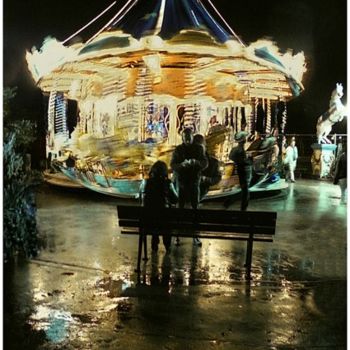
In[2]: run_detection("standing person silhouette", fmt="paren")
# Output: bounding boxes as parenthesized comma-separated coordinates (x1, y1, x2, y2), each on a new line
(228, 131, 253, 211)
(193, 134, 222, 199)
(140, 160, 178, 253)
(333, 145, 347, 204)
(171, 128, 208, 246)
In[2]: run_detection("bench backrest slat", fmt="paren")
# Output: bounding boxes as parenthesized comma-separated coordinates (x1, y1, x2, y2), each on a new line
(117, 205, 276, 236)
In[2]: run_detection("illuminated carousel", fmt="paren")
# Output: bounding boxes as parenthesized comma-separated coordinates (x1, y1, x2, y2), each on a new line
(27, 0, 306, 198)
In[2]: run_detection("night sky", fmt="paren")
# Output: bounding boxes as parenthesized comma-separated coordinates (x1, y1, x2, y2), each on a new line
(3, 0, 347, 135)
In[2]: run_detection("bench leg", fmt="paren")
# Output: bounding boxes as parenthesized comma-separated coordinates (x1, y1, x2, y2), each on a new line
(136, 234, 143, 273)
(245, 234, 253, 279)
(143, 234, 148, 261)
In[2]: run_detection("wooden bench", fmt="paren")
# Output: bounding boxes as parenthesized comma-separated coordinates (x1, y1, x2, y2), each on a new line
(117, 205, 277, 279)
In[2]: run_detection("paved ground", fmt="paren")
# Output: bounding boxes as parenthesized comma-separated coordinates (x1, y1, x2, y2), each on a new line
(4, 179, 347, 349)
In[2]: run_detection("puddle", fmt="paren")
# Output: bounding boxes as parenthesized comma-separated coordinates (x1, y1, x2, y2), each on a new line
(29, 305, 76, 343)
(96, 276, 134, 298)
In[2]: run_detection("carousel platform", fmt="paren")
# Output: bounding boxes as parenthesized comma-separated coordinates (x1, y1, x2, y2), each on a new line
(45, 167, 289, 199)
(44, 170, 84, 189)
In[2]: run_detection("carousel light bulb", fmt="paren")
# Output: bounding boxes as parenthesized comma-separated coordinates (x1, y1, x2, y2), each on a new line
(143, 54, 161, 74)
(143, 54, 162, 83)
(69, 80, 81, 98)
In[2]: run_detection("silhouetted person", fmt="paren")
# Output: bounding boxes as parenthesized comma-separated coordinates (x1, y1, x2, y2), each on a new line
(171, 128, 208, 246)
(193, 134, 222, 199)
(228, 131, 253, 211)
(140, 160, 178, 252)
(65, 152, 76, 168)
(333, 146, 347, 204)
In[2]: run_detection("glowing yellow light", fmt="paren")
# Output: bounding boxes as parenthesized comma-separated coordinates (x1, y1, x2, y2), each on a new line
(245, 39, 306, 86)
(26, 36, 78, 82)
(143, 54, 162, 83)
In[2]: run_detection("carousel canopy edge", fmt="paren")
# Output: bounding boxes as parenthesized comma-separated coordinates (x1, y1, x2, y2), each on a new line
(26, 0, 306, 97)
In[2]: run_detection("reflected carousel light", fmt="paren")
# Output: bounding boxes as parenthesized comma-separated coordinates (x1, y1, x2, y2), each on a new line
(204, 241, 233, 283)
(93, 261, 102, 270)
(168, 284, 174, 294)
(33, 287, 47, 302)
(98, 297, 129, 313)
(29, 306, 75, 343)
(183, 270, 191, 287)
(122, 279, 133, 291)
(250, 269, 263, 282)
(280, 279, 294, 299)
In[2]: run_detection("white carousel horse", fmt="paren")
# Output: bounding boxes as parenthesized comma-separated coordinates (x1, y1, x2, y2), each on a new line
(316, 83, 347, 144)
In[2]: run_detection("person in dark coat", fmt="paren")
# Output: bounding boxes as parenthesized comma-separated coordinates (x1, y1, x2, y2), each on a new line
(140, 160, 178, 252)
(228, 131, 253, 211)
(170, 128, 208, 246)
(193, 134, 222, 199)
(333, 146, 347, 204)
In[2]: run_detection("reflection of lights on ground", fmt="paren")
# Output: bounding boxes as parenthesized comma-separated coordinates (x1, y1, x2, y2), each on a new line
(280, 279, 294, 298)
(203, 241, 245, 283)
(29, 276, 135, 344)
(93, 261, 102, 270)
(33, 287, 47, 302)
(97, 297, 129, 313)
(111, 236, 120, 246)
(29, 305, 75, 343)
(267, 278, 304, 346)
(143, 241, 272, 285)
(122, 279, 132, 291)
(250, 269, 264, 283)
(183, 270, 190, 286)
(112, 214, 119, 230)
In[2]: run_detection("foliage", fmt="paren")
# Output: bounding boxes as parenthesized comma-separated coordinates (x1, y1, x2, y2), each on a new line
(3, 87, 42, 261)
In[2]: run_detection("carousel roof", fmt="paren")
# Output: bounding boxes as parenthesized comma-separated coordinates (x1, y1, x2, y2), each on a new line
(26, 0, 306, 101)
(109, 0, 234, 44)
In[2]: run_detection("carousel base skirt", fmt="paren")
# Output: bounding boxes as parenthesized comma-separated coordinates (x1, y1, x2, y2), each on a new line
(46, 166, 287, 199)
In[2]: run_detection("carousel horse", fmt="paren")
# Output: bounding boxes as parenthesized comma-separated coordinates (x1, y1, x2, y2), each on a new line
(316, 83, 346, 144)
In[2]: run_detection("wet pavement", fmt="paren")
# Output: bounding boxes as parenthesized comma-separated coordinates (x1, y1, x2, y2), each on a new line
(4, 179, 347, 349)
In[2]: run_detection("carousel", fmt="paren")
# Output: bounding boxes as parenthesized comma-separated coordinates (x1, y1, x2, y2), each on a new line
(26, 0, 306, 198)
